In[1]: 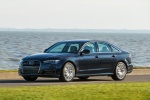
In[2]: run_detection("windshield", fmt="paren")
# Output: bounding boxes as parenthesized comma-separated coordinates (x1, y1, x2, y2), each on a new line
(45, 42, 84, 53)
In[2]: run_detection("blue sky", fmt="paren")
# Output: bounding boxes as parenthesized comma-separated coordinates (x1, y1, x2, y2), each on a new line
(0, 0, 150, 29)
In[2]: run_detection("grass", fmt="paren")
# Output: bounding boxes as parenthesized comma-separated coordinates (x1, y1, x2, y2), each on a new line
(0, 70, 17, 72)
(0, 82, 149, 100)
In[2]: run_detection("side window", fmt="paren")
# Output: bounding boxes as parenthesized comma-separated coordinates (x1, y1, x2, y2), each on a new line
(50, 43, 66, 52)
(81, 42, 96, 53)
(68, 44, 79, 52)
(97, 42, 111, 52)
(111, 46, 120, 52)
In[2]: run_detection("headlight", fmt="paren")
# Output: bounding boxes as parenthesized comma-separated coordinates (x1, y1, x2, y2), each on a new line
(43, 60, 60, 64)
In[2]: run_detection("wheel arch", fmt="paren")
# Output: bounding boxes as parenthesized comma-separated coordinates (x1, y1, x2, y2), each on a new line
(111, 60, 127, 80)
(113, 60, 128, 73)
(61, 60, 77, 75)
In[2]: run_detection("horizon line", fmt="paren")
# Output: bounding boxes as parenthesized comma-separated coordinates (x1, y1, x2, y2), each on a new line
(0, 28, 150, 31)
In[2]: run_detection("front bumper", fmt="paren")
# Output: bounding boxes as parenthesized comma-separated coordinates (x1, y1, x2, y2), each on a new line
(127, 64, 133, 73)
(18, 61, 62, 77)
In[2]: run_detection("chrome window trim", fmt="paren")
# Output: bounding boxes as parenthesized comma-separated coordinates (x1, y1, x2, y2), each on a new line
(109, 45, 122, 53)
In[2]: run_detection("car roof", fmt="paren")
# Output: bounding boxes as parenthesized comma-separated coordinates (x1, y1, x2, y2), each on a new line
(61, 39, 108, 43)
(56, 39, 123, 51)
(60, 39, 121, 50)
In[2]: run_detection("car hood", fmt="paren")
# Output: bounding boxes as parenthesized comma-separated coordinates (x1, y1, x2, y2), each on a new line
(22, 53, 77, 61)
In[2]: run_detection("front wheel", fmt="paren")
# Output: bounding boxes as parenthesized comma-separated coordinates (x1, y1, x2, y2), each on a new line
(111, 62, 127, 81)
(23, 76, 38, 81)
(59, 62, 75, 82)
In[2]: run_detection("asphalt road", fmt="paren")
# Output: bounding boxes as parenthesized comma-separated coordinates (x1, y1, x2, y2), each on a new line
(0, 75, 149, 86)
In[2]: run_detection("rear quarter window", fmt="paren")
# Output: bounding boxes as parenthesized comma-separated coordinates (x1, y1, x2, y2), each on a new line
(110, 46, 120, 52)
(97, 42, 112, 52)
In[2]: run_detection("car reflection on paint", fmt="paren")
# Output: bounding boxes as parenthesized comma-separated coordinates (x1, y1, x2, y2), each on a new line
(18, 40, 133, 82)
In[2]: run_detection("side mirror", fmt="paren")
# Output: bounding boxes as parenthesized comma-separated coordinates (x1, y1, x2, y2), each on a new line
(80, 49, 90, 55)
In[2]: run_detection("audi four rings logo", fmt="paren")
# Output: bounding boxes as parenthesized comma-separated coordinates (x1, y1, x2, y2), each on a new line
(25, 61, 34, 65)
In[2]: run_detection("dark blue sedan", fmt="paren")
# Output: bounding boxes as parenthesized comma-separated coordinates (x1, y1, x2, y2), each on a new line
(18, 40, 133, 82)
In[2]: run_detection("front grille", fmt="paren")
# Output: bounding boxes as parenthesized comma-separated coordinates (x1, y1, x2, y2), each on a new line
(22, 60, 40, 74)
(23, 69, 39, 74)
(23, 61, 40, 66)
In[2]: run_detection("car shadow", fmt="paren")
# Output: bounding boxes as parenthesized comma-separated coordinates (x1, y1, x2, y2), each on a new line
(0, 77, 113, 84)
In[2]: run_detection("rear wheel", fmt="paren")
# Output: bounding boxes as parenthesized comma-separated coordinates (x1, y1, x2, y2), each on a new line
(78, 76, 89, 80)
(111, 62, 127, 80)
(23, 76, 38, 81)
(59, 62, 75, 82)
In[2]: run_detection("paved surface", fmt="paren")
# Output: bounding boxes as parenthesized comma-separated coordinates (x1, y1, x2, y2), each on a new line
(0, 69, 149, 86)
(0, 75, 149, 86)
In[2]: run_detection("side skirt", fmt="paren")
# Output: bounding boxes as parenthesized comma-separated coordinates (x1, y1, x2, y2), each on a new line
(76, 73, 114, 77)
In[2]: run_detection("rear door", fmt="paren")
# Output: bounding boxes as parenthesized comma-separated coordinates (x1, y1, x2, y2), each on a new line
(96, 42, 117, 73)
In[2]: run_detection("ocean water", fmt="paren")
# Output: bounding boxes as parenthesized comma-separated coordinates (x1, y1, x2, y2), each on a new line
(0, 31, 150, 69)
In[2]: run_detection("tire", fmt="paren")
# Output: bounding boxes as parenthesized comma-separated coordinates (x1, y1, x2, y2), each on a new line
(78, 76, 89, 80)
(111, 62, 127, 81)
(23, 76, 38, 81)
(59, 62, 75, 82)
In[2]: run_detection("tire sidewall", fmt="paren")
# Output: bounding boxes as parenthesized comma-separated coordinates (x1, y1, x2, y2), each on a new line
(111, 62, 127, 80)
(115, 62, 127, 80)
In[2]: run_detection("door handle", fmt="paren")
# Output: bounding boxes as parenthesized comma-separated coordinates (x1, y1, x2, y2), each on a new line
(112, 55, 115, 57)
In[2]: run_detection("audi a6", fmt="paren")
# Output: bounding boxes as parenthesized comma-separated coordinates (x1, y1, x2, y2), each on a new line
(18, 40, 133, 82)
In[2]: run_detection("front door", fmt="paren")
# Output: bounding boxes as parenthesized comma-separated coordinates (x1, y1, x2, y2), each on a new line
(78, 42, 99, 75)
